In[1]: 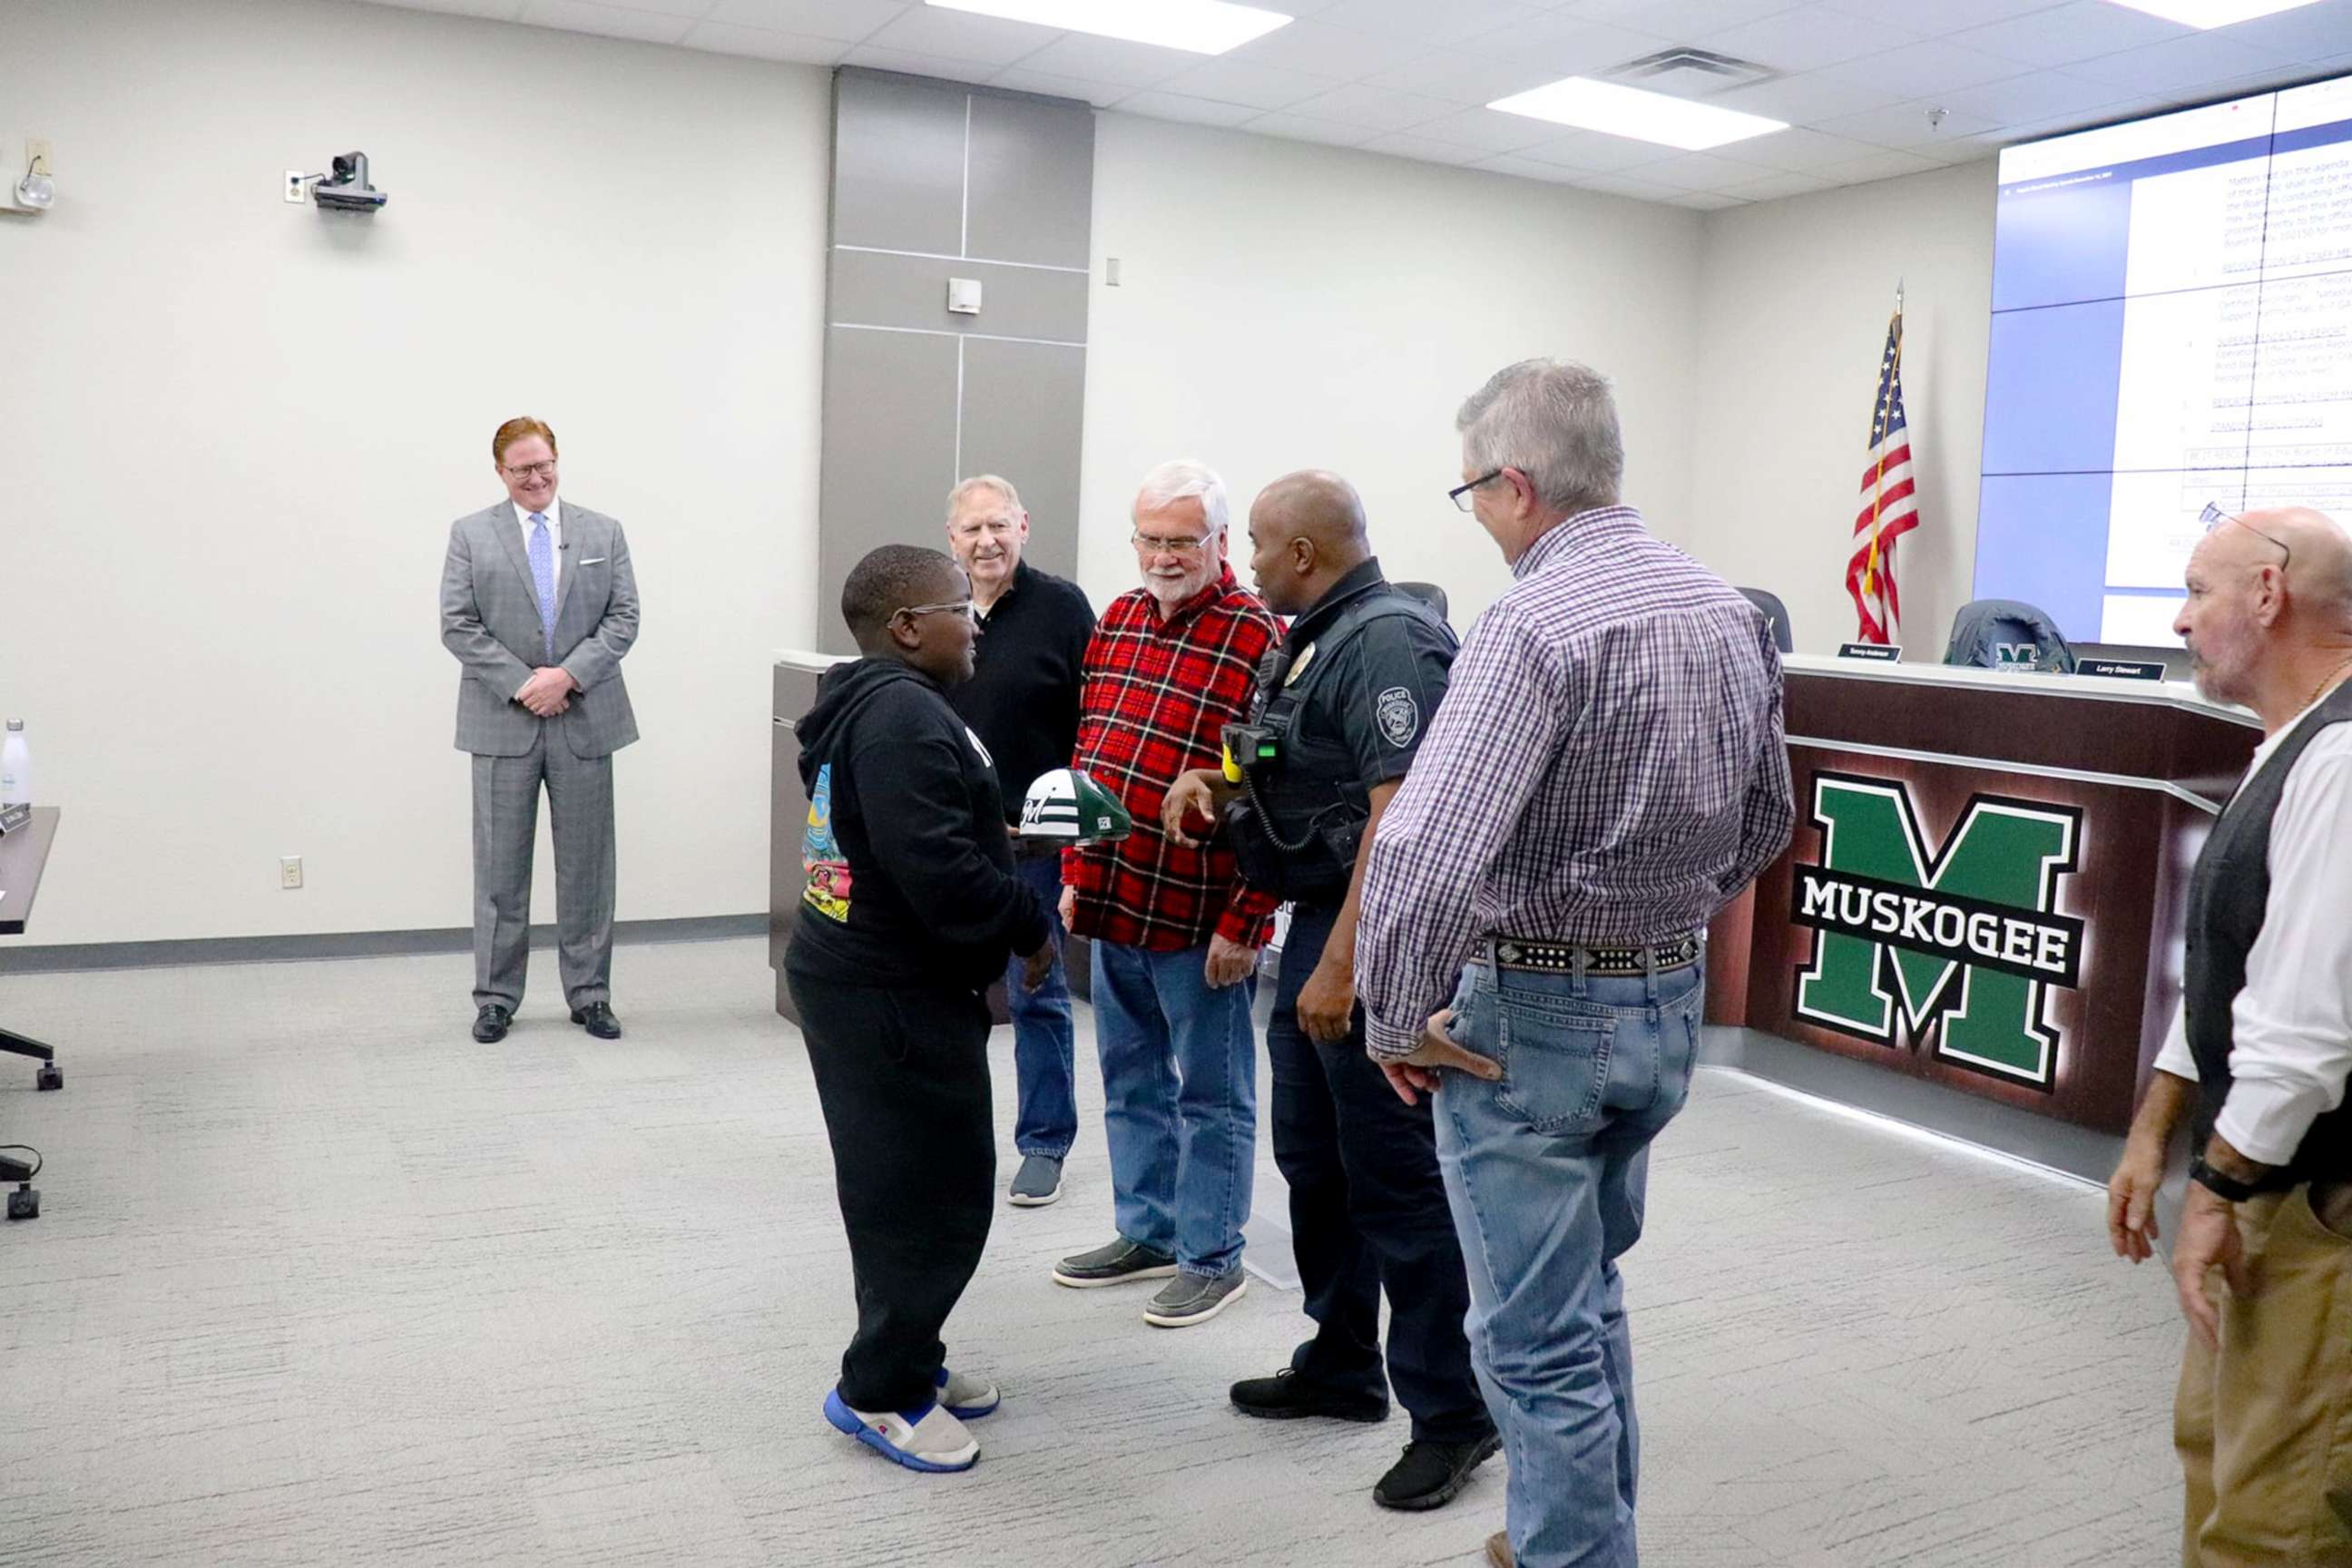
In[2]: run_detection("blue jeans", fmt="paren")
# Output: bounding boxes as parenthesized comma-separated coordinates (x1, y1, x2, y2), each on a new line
(1435, 955, 1704, 1568)
(1090, 938, 1258, 1279)
(1004, 854, 1077, 1160)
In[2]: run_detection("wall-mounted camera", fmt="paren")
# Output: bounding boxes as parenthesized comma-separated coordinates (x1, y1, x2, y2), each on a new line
(310, 152, 387, 213)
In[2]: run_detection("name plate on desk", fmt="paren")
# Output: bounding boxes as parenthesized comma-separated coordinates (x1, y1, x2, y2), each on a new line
(1838, 642, 1902, 663)
(2078, 658, 2166, 682)
(0, 803, 28, 836)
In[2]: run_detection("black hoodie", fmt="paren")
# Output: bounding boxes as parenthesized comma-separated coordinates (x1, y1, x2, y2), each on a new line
(791, 658, 1051, 991)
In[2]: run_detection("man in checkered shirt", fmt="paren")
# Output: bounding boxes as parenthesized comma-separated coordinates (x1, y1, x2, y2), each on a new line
(1357, 360, 1793, 1568)
(1051, 459, 1282, 1329)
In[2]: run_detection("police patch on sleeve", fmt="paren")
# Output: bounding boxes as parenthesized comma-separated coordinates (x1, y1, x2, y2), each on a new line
(1376, 686, 1419, 749)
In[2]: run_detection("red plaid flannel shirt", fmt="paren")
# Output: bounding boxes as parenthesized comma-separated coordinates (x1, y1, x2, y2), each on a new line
(1063, 565, 1281, 952)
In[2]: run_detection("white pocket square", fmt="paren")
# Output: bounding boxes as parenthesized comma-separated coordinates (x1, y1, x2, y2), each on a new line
(581, 556, 608, 565)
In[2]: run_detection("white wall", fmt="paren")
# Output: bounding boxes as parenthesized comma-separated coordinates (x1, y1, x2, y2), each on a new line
(1077, 113, 1706, 622)
(0, 0, 830, 946)
(1688, 160, 1998, 656)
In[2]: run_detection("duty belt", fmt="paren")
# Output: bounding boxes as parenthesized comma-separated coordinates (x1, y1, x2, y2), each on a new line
(1478, 932, 1702, 976)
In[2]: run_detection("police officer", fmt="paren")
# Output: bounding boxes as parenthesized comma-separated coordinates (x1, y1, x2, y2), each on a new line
(1163, 471, 1498, 1512)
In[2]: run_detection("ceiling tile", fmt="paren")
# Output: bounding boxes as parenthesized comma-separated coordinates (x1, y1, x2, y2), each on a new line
(1667, 190, 1750, 209)
(1406, 106, 1563, 153)
(1358, 132, 1488, 164)
(1155, 57, 1338, 111)
(1816, 146, 1943, 181)
(516, 0, 693, 43)
(1288, 82, 1460, 132)
(1515, 128, 1681, 172)
(1010, 33, 1198, 86)
(1813, 40, 2030, 100)
(1946, 1, 2190, 68)
(1223, 19, 1427, 78)
(1558, 0, 1803, 40)
(1701, 5, 1931, 74)
(1809, 0, 2069, 29)
(1359, 49, 1576, 106)
(1240, 112, 1381, 148)
(681, 20, 853, 60)
(1112, 91, 1263, 126)
(1310, 0, 1553, 47)
(2221, 0, 2352, 63)
(1929, 68, 2133, 123)
(1809, 100, 2002, 149)
(1455, 16, 1679, 78)
(2064, 32, 2293, 95)
(705, 0, 906, 43)
(1566, 171, 1692, 201)
(987, 66, 1129, 105)
(1707, 70, 1914, 122)
(859, 4, 1059, 65)
(839, 41, 1003, 83)
(1470, 152, 1598, 183)
(1730, 125, 1906, 171)
(1720, 168, 1837, 200)
(1633, 149, 1787, 190)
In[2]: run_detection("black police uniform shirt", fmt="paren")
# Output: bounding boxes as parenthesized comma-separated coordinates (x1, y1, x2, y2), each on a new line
(1246, 558, 1455, 892)
(945, 559, 1095, 824)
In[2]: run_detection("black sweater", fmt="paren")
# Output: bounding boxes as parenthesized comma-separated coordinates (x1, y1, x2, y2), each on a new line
(791, 658, 1051, 991)
(945, 562, 1095, 821)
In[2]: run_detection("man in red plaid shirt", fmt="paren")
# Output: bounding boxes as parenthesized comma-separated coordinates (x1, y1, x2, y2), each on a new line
(1052, 458, 1280, 1328)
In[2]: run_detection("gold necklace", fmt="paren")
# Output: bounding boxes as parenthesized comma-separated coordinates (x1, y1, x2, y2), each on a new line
(2304, 652, 2352, 714)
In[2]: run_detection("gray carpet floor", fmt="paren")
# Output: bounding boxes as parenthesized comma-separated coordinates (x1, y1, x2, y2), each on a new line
(0, 936, 2183, 1566)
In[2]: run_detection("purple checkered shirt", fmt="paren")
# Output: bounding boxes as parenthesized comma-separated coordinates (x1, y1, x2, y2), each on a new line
(1356, 505, 1794, 1061)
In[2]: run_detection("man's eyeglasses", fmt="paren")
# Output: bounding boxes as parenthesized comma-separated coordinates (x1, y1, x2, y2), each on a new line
(1132, 529, 1213, 556)
(894, 599, 977, 624)
(1449, 470, 1504, 513)
(2200, 501, 2291, 570)
(503, 460, 557, 480)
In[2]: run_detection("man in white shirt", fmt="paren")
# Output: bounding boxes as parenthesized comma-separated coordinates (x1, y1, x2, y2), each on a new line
(2106, 505, 2352, 1566)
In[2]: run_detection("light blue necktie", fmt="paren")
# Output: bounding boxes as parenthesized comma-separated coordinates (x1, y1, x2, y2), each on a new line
(527, 512, 556, 662)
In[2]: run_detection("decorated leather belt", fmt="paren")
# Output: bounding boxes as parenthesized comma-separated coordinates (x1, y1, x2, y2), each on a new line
(1479, 932, 1702, 976)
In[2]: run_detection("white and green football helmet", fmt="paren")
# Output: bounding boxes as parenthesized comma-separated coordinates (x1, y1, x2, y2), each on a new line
(1020, 768, 1133, 845)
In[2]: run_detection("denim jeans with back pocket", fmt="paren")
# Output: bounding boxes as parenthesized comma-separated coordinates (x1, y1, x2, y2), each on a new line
(1434, 954, 1705, 1568)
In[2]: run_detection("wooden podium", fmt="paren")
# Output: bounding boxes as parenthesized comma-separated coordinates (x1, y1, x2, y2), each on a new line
(1706, 656, 2260, 1136)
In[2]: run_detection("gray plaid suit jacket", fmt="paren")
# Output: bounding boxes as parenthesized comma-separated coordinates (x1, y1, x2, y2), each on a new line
(440, 500, 641, 758)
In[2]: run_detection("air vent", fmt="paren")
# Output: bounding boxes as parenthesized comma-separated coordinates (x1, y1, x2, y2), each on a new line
(1602, 47, 1778, 96)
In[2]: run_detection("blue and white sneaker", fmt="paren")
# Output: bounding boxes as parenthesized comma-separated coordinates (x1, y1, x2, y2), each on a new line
(936, 1366, 1001, 1420)
(823, 1388, 980, 1473)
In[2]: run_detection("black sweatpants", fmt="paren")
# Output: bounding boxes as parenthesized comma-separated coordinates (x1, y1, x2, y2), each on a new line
(1269, 899, 1493, 1446)
(788, 959, 996, 1415)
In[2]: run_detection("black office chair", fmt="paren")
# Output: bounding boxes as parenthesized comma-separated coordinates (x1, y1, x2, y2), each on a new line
(1945, 598, 2076, 673)
(1394, 581, 1449, 619)
(1738, 587, 1794, 654)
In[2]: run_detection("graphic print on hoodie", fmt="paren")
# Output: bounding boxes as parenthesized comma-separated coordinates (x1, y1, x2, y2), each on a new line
(802, 763, 851, 923)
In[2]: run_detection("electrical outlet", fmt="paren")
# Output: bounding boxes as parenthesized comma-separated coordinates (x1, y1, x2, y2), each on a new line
(279, 856, 303, 890)
(285, 169, 309, 204)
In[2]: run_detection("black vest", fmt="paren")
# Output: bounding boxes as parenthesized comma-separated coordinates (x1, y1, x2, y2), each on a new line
(1223, 588, 1451, 903)
(2184, 676, 2352, 1189)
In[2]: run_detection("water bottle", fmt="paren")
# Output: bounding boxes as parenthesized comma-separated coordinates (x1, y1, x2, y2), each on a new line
(2, 720, 30, 808)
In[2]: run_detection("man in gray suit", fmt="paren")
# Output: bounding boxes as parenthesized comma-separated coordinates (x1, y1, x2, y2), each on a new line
(440, 416, 640, 1044)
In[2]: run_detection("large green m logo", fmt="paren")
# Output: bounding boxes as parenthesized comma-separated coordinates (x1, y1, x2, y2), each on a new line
(1793, 773, 2084, 1087)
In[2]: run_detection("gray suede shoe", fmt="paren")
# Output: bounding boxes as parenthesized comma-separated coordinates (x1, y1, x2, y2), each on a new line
(1008, 1154, 1063, 1208)
(1142, 1268, 1249, 1328)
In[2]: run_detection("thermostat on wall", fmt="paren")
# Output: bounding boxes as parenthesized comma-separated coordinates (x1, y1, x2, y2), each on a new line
(946, 278, 983, 316)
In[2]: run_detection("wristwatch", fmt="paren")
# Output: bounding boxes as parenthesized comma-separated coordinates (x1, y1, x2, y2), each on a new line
(2190, 1154, 2261, 1203)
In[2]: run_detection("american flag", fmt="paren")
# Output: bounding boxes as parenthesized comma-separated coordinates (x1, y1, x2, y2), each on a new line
(1847, 293, 1917, 644)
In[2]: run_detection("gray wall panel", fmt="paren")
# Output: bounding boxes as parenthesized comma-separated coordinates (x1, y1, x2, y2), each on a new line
(960, 336, 1085, 582)
(829, 249, 1089, 344)
(831, 72, 966, 257)
(966, 94, 1094, 270)
(818, 323, 960, 654)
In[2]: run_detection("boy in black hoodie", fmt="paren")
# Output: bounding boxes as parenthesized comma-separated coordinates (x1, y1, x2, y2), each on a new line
(792, 544, 1054, 1475)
